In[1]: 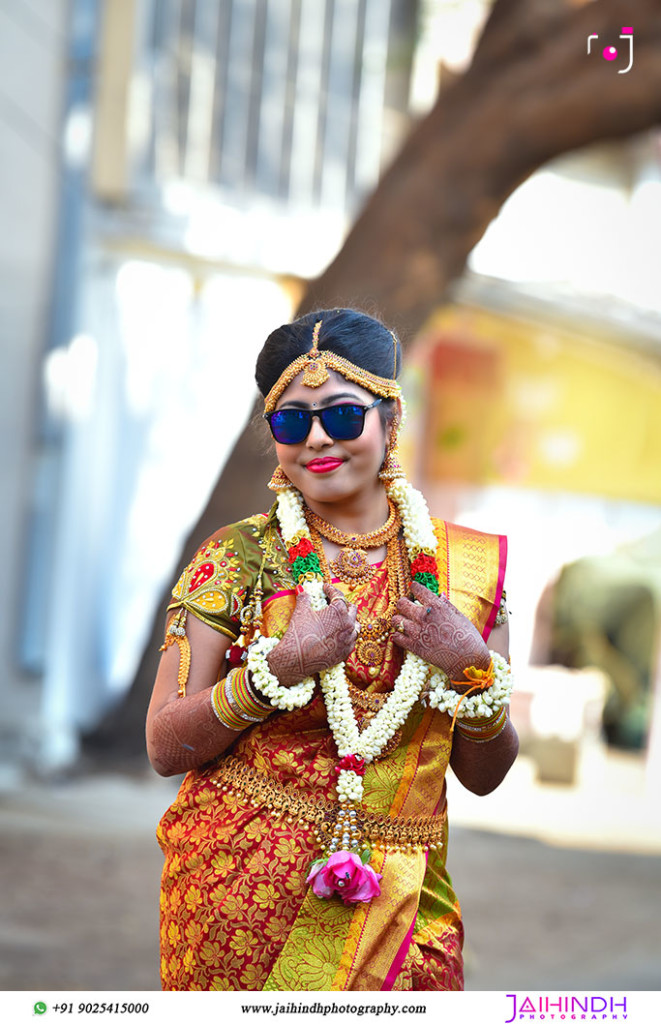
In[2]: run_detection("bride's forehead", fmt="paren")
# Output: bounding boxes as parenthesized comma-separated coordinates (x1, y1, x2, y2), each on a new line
(277, 370, 374, 407)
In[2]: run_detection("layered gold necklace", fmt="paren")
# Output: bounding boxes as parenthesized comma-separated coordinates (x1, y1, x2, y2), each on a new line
(304, 500, 400, 586)
(304, 501, 409, 681)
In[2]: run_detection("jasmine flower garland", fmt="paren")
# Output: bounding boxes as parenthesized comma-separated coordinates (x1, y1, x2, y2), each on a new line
(427, 651, 513, 720)
(247, 635, 316, 711)
(245, 476, 509, 904)
(270, 480, 440, 802)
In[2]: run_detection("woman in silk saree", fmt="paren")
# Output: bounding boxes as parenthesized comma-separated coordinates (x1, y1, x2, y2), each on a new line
(147, 308, 517, 992)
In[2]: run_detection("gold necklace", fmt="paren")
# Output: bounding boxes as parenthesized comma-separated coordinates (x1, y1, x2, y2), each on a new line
(304, 501, 400, 587)
(329, 547, 375, 586)
(308, 525, 410, 678)
(303, 500, 399, 548)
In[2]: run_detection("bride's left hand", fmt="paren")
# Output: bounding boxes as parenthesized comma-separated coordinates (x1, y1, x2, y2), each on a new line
(390, 581, 490, 683)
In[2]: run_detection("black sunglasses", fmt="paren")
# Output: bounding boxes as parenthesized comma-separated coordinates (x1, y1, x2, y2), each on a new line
(264, 399, 382, 445)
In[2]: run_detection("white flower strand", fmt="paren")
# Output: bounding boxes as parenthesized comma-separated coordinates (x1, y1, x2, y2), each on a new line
(261, 486, 512, 762)
(385, 478, 437, 551)
(318, 653, 429, 764)
(274, 486, 433, 802)
(246, 634, 316, 711)
(336, 769, 363, 802)
(275, 488, 306, 542)
(428, 650, 513, 719)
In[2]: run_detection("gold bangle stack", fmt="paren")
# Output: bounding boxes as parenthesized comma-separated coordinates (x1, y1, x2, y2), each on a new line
(455, 706, 508, 743)
(211, 665, 274, 732)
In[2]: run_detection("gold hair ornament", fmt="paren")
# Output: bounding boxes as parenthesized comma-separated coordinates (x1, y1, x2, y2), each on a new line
(263, 319, 402, 414)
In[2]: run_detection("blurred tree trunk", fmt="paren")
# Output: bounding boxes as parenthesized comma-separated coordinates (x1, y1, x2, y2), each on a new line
(84, 0, 661, 763)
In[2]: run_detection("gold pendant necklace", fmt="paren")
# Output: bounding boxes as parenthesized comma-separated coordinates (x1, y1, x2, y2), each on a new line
(308, 524, 410, 677)
(330, 547, 374, 586)
(304, 501, 400, 589)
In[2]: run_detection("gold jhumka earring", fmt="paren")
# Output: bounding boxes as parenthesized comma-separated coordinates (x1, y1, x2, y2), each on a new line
(267, 465, 292, 491)
(378, 425, 405, 482)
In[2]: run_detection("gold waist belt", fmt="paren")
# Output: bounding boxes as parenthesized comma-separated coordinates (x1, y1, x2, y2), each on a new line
(208, 755, 446, 853)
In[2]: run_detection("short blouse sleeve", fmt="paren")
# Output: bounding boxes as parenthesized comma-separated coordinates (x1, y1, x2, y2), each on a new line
(167, 518, 265, 640)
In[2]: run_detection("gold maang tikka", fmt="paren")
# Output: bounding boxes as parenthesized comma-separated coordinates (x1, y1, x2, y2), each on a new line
(263, 319, 402, 415)
(299, 320, 329, 387)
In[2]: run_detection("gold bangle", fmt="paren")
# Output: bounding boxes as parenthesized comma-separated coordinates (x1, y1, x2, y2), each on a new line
(210, 666, 274, 732)
(210, 678, 246, 731)
(455, 706, 508, 743)
(227, 665, 273, 719)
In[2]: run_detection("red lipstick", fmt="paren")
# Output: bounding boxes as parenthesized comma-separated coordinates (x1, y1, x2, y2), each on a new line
(305, 458, 344, 474)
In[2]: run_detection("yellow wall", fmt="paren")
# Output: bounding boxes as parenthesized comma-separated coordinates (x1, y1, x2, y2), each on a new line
(417, 305, 661, 504)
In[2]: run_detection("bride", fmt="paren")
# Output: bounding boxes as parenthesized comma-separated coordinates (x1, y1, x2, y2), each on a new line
(147, 307, 517, 991)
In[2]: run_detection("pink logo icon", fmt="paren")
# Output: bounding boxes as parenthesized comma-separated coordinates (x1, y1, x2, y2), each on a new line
(587, 27, 633, 73)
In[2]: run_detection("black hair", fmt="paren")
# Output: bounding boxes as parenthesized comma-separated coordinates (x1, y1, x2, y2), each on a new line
(255, 308, 402, 398)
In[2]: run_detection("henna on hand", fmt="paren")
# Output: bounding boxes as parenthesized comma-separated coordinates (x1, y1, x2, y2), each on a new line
(266, 583, 358, 687)
(390, 580, 490, 682)
(148, 687, 234, 775)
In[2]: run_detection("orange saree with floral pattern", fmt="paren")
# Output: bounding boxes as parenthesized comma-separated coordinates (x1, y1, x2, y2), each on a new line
(157, 507, 506, 991)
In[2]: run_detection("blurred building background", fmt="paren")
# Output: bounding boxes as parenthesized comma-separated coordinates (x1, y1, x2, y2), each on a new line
(3, 0, 418, 771)
(1, 0, 661, 992)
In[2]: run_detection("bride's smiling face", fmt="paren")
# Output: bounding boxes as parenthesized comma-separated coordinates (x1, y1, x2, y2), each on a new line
(272, 371, 389, 506)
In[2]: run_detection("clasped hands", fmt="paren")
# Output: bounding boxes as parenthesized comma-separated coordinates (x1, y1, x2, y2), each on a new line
(266, 578, 489, 691)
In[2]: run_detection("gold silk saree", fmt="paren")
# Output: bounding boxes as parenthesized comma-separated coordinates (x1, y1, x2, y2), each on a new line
(157, 506, 506, 991)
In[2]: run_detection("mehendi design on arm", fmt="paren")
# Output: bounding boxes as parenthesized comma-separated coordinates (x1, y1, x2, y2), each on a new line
(149, 688, 235, 775)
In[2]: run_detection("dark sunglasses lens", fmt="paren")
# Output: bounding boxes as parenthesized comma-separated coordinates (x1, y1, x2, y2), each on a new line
(320, 404, 365, 440)
(269, 409, 310, 444)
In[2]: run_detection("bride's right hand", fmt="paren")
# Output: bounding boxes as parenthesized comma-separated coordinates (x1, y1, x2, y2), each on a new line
(266, 583, 358, 687)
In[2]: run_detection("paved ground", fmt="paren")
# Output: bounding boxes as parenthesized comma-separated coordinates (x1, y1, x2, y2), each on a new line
(1, 752, 660, 992)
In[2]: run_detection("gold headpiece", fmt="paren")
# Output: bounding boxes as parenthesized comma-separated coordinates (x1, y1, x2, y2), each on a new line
(263, 319, 402, 414)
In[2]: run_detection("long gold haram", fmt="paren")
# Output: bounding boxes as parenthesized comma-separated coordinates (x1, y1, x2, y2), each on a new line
(308, 522, 410, 682)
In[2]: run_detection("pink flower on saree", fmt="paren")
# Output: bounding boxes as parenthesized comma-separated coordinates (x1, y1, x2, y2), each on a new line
(306, 851, 382, 904)
(334, 753, 366, 776)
